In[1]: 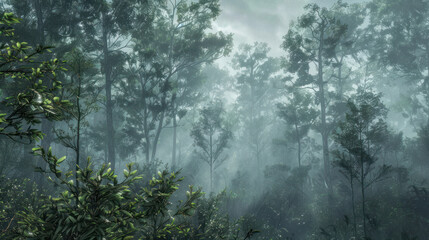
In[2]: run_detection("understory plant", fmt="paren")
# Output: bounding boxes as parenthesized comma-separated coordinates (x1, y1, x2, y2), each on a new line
(4, 146, 202, 240)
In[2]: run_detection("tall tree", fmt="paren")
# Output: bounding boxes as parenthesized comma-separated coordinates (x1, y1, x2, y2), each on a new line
(327, 3, 365, 100)
(120, 0, 232, 164)
(190, 100, 232, 193)
(232, 42, 279, 176)
(277, 89, 317, 167)
(0, 13, 67, 140)
(170, 67, 204, 170)
(282, 1, 348, 192)
(367, 0, 429, 128)
(0, 12, 68, 181)
(2, 0, 81, 183)
(54, 49, 99, 188)
(77, 0, 144, 169)
(333, 88, 391, 239)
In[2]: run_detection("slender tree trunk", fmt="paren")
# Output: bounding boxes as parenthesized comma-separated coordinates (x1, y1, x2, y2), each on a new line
(249, 66, 262, 179)
(256, 141, 260, 176)
(102, 12, 116, 169)
(360, 132, 367, 239)
(34, 0, 45, 44)
(21, 143, 34, 179)
(151, 83, 168, 163)
(318, 23, 331, 197)
(336, 56, 344, 99)
(141, 78, 151, 164)
(172, 104, 177, 170)
(361, 167, 367, 238)
(34, 0, 51, 188)
(295, 122, 301, 167)
(150, 78, 169, 162)
(350, 173, 357, 237)
(178, 139, 182, 165)
(141, 78, 151, 163)
(426, 44, 429, 123)
(210, 162, 213, 194)
(151, 111, 164, 162)
(210, 130, 213, 193)
(40, 120, 53, 171)
(76, 72, 81, 189)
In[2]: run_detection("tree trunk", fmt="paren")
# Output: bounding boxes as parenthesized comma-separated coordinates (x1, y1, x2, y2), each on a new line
(40, 120, 53, 181)
(21, 143, 35, 179)
(102, 12, 116, 170)
(34, 0, 45, 44)
(151, 78, 170, 162)
(34, 0, 51, 188)
(210, 129, 213, 193)
(361, 166, 367, 238)
(360, 132, 367, 239)
(210, 162, 213, 194)
(151, 111, 164, 162)
(140, 78, 151, 164)
(318, 22, 331, 196)
(76, 73, 82, 189)
(172, 104, 177, 170)
(295, 122, 301, 167)
(350, 172, 357, 237)
(336, 56, 344, 99)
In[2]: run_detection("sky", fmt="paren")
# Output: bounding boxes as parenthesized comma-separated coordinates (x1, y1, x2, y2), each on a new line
(213, 0, 365, 58)
(211, 0, 367, 111)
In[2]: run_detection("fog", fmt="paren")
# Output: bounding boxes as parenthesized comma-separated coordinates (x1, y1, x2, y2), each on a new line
(1, 0, 429, 239)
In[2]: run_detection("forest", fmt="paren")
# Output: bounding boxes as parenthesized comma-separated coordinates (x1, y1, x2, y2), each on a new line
(0, 0, 429, 239)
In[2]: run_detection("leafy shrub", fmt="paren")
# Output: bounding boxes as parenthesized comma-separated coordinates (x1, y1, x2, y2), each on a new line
(4, 147, 202, 240)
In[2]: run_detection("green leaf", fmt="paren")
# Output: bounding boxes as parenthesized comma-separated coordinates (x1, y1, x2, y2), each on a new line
(57, 156, 66, 164)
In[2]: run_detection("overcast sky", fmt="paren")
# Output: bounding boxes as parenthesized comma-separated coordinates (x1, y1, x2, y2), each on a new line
(213, 0, 365, 59)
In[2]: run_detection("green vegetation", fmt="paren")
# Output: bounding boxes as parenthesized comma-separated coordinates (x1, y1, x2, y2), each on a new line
(2, 0, 429, 239)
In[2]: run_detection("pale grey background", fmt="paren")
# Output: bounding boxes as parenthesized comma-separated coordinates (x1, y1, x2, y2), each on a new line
(214, 0, 365, 58)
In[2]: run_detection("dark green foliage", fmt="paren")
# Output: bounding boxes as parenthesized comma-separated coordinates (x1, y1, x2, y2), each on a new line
(191, 191, 243, 239)
(135, 170, 203, 240)
(119, 0, 232, 164)
(6, 146, 202, 240)
(333, 89, 392, 239)
(10, 147, 140, 239)
(281, 1, 350, 193)
(0, 13, 69, 141)
(3, 1, 429, 239)
(404, 186, 429, 236)
(239, 165, 313, 240)
(0, 175, 39, 238)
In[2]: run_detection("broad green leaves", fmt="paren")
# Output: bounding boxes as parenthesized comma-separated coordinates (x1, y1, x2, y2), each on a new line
(0, 13, 69, 142)
(5, 145, 202, 239)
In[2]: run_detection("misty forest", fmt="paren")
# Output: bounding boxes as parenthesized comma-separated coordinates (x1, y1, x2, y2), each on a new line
(2, 0, 429, 239)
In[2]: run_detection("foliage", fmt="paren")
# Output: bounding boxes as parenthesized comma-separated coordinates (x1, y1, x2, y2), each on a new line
(277, 89, 318, 166)
(232, 42, 279, 177)
(333, 89, 392, 239)
(136, 170, 203, 240)
(3, 1, 429, 239)
(281, 1, 350, 192)
(191, 100, 232, 192)
(245, 164, 313, 240)
(119, 0, 233, 164)
(0, 12, 69, 141)
(191, 191, 243, 239)
(5, 146, 202, 240)
(0, 175, 39, 238)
